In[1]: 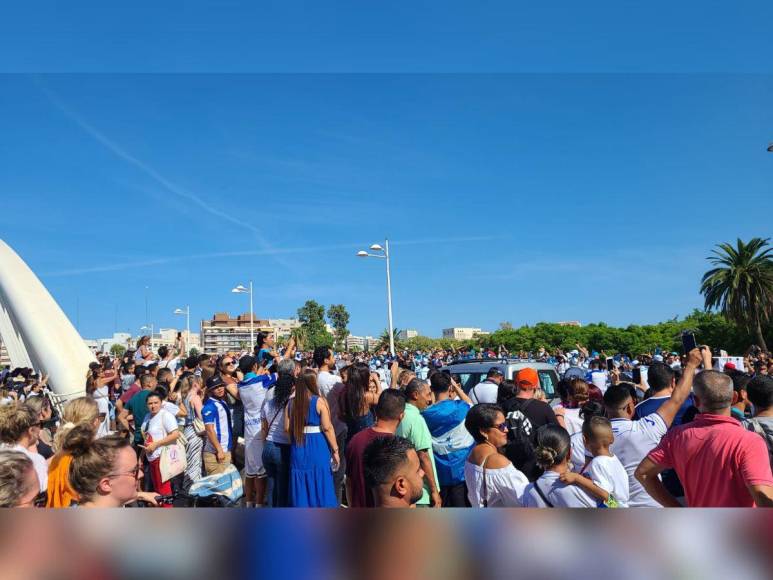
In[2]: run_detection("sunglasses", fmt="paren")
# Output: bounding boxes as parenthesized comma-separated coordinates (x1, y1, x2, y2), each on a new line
(492, 422, 508, 433)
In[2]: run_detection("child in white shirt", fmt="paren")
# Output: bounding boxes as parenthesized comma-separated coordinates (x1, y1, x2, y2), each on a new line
(560, 415, 630, 507)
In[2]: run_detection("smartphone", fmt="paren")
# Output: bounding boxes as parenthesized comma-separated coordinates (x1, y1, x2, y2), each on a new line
(632, 368, 641, 383)
(681, 331, 698, 354)
(606, 357, 614, 372)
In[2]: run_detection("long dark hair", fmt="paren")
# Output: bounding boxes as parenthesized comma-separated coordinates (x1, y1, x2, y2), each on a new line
(343, 363, 370, 423)
(290, 369, 320, 445)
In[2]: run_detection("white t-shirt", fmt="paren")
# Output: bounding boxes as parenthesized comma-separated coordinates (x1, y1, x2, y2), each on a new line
(1, 444, 48, 492)
(562, 408, 583, 436)
(260, 389, 291, 445)
(163, 401, 181, 417)
(95, 396, 110, 439)
(572, 414, 668, 507)
(464, 461, 529, 507)
(590, 371, 608, 393)
(141, 409, 179, 461)
(584, 454, 630, 507)
(469, 381, 499, 405)
(521, 471, 597, 508)
(316, 370, 347, 437)
(158, 357, 180, 373)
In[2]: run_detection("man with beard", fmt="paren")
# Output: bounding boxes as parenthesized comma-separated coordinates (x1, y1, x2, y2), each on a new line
(363, 436, 425, 508)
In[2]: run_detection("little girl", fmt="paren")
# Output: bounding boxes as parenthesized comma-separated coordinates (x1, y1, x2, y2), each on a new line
(560, 415, 629, 507)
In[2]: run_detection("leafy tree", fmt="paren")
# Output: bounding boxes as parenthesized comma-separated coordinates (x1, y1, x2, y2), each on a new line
(297, 300, 334, 349)
(189, 347, 200, 358)
(109, 344, 126, 358)
(499, 321, 513, 330)
(701, 238, 773, 352)
(327, 304, 351, 350)
(378, 328, 402, 352)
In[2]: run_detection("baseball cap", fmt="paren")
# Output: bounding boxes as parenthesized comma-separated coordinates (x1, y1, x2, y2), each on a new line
(724, 362, 736, 371)
(516, 367, 539, 390)
(486, 367, 504, 378)
(206, 375, 226, 390)
(653, 354, 664, 363)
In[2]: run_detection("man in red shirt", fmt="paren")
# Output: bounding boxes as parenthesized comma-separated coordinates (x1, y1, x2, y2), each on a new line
(636, 370, 773, 507)
(345, 390, 405, 507)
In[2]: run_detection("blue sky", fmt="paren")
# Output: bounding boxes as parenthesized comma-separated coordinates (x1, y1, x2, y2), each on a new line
(1, 1, 773, 73)
(2, 74, 771, 339)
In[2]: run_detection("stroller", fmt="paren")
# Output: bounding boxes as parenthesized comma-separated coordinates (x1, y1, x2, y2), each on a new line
(157, 464, 244, 507)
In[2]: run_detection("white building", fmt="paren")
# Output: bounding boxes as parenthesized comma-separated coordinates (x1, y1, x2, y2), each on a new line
(345, 335, 376, 351)
(398, 329, 419, 340)
(442, 327, 489, 340)
(0, 338, 11, 367)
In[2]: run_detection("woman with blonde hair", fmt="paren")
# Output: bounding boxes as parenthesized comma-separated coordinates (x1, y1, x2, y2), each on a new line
(134, 335, 155, 364)
(179, 375, 205, 489)
(47, 397, 101, 508)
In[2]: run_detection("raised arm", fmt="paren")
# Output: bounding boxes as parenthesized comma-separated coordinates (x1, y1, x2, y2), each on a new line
(655, 347, 703, 428)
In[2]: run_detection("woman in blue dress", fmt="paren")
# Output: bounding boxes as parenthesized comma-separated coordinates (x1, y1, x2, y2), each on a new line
(286, 369, 340, 507)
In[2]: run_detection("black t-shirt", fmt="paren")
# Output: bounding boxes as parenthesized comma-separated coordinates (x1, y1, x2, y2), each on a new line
(501, 397, 559, 481)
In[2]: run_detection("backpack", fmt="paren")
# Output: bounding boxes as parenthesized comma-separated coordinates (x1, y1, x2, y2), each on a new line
(503, 398, 536, 475)
(745, 418, 773, 470)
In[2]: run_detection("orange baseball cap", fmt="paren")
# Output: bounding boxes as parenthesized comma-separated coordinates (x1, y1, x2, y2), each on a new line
(516, 368, 539, 390)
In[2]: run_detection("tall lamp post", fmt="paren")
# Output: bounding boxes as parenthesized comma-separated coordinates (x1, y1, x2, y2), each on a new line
(174, 306, 190, 355)
(232, 282, 254, 347)
(357, 239, 395, 356)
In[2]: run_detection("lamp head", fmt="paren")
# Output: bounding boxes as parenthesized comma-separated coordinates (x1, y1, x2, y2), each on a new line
(356, 251, 369, 257)
(369, 244, 383, 251)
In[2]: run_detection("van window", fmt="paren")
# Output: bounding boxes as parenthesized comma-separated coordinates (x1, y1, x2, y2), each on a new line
(538, 370, 557, 398)
(452, 373, 486, 394)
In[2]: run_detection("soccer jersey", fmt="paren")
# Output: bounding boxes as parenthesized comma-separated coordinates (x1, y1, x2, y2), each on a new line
(202, 397, 233, 453)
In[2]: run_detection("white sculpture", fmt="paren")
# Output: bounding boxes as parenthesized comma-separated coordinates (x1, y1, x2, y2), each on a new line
(0, 239, 93, 399)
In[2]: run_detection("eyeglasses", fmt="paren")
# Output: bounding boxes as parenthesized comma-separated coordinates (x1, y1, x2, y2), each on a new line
(492, 422, 508, 433)
(108, 465, 141, 480)
(223, 360, 235, 366)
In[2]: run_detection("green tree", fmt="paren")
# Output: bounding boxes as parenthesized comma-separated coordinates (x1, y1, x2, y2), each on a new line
(189, 347, 200, 358)
(297, 300, 334, 349)
(110, 344, 126, 358)
(327, 304, 351, 350)
(378, 328, 402, 352)
(701, 238, 773, 352)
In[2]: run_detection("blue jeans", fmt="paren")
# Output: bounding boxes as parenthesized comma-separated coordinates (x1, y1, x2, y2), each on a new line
(262, 440, 291, 507)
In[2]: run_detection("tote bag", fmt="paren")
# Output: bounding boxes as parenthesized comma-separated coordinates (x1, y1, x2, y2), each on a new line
(160, 440, 187, 482)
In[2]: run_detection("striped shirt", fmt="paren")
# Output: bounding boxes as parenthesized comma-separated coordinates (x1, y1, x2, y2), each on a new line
(202, 397, 232, 453)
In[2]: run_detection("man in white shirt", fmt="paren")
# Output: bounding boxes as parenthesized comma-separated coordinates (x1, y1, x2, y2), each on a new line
(469, 367, 504, 405)
(583, 348, 704, 507)
(314, 346, 348, 504)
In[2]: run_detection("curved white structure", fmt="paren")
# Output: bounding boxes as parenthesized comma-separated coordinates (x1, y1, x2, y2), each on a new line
(0, 239, 93, 399)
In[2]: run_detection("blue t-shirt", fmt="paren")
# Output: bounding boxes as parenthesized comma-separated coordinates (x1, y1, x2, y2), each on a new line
(421, 400, 474, 487)
(633, 393, 696, 427)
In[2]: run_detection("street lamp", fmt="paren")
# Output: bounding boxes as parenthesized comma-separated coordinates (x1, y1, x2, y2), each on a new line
(140, 324, 154, 351)
(174, 306, 190, 355)
(357, 239, 395, 356)
(231, 281, 254, 347)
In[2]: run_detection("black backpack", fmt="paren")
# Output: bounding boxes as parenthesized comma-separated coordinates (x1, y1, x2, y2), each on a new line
(503, 398, 537, 477)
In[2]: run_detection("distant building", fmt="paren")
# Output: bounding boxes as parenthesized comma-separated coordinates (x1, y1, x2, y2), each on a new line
(200, 312, 273, 355)
(442, 327, 489, 340)
(556, 321, 582, 327)
(345, 335, 376, 351)
(0, 339, 8, 367)
(269, 318, 302, 339)
(398, 329, 419, 340)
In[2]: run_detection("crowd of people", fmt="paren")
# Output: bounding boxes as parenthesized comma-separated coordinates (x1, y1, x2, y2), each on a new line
(1, 333, 772, 508)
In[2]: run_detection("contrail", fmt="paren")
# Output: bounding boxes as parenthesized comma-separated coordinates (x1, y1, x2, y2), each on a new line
(41, 235, 502, 277)
(32, 77, 296, 270)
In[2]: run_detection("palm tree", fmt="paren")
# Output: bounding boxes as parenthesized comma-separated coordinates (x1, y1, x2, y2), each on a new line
(378, 328, 402, 351)
(700, 238, 773, 352)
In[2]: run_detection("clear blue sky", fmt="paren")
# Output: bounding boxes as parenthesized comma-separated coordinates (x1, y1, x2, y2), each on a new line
(1, 4, 772, 340)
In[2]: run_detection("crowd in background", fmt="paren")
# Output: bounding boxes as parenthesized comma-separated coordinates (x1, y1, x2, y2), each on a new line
(1, 333, 772, 508)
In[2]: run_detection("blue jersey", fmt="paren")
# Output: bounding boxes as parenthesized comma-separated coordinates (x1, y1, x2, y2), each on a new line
(421, 400, 474, 486)
(202, 397, 233, 452)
